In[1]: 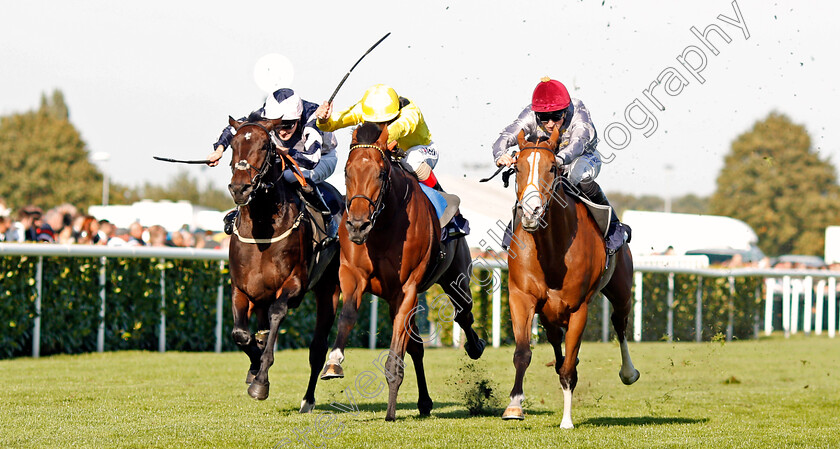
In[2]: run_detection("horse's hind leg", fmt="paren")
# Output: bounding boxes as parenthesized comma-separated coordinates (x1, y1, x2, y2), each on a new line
(231, 288, 262, 385)
(406, 324, 433, 416)
(300, 279, 340, 413)
(502, 289, 535, 420)
(439, 239, 486, 360)
(602, 249, 640, 385)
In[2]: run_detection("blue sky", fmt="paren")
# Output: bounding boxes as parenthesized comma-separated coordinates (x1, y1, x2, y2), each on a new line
(1, 0, 836, 197)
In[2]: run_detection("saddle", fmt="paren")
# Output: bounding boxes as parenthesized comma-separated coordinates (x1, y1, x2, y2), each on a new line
(293, 181, 343, 290)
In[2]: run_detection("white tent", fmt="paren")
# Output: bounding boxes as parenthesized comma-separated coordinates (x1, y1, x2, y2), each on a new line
(622, 210, 760, 256)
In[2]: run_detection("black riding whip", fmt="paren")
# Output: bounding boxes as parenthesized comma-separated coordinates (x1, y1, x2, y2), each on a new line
(327, 32, 391, 104)
(153, 156, 212, 164)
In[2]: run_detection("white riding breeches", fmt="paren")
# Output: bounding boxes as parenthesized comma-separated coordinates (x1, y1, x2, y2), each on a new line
(403, 141, 439, 172)
(565, 151, 601, 185)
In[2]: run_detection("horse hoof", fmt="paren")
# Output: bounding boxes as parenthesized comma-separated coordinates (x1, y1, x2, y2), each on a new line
(620, 369, 641, 385)
(502, 406, 524, 420)
(560, 419, 575, 429)
(248, 381, 270, 400)
(245, 370, 258, 385)
(466, 338, 486, 360)
(320, 363, 344, 380)
(300, 399, 316, 413)
(418, 398, 434, 416)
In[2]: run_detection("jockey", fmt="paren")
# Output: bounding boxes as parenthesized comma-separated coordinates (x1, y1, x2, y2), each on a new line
(207, 88, 340, 241)
(492, 77, 629, 254)
(315, 84, 468, 237)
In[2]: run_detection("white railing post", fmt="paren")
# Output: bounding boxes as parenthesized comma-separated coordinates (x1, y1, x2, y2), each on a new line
(601, 293, 610, 343)
(803, 276, 813, 335)
(215, 260, 225, 353)
(97, 256, 106, 353)
(726, 276, 735, 342)
(782, 276, 791, 338)
(829, 277, 837, 339)
(492, 268, 501, 348)
(695, 276, 704, 342)
(791, 279, 801, 335)
(764, 278, 775, 336)
(158, 258, 166, 353)
(633, 271, 643, 342)
(32, 256, 43, 358)
(666, 273, 674, 342)
(369, 295, 378, 350)
(815, 279, 825, 336)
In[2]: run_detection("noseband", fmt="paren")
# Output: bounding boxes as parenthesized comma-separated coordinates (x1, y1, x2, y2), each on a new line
(346, 144, 391, 225)
(233, 123, 277, 196)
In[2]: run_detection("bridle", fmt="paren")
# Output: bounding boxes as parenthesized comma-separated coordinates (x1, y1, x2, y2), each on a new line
(231, 122, 307, 204)
(345, 143, 391, 225)
(515, 145, 562, 224)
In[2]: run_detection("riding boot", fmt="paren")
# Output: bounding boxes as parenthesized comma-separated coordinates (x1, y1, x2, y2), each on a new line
(299, 186, 337, 246)
(578, 180, 629, 254)
(427, 177, 470, 240)
(223, 209, 237, 235)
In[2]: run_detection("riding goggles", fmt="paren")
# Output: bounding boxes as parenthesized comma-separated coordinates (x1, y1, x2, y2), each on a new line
(278, 120, 298, 130)
(535, 110, 565, 123)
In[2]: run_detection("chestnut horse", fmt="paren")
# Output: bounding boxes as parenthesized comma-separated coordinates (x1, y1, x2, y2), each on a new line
(320, 122, 486, 421)
(227, 117, 341, 412)
(501, 128, 640, 428)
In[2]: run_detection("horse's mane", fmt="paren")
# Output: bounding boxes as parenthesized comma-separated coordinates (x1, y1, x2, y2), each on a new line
(246, 111, 264, 123)
(355, 122, 382, 145)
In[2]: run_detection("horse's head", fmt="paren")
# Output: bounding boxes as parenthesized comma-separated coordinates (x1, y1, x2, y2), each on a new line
(514, 126, 562, 232)
(344, 122, 392, 244)
(227, 116, 284, 205)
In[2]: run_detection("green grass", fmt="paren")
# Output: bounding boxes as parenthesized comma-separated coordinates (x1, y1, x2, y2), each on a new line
(2, 336, 839, 448)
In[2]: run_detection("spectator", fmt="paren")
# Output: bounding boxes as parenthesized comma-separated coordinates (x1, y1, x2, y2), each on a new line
(127, 222, 146, 246)
(96, 220, 112, 245)
(0, 202, 11, 242)
(147, 225, 168, 247)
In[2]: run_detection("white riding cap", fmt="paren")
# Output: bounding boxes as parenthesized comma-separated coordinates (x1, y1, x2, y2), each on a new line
(263, 88, 303, 120)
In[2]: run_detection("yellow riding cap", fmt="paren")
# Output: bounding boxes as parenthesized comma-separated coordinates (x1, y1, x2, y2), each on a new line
(361, 84, 400, 122)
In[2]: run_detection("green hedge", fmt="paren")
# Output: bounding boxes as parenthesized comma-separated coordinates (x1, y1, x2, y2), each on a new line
(2, 255, 769, 359)
(0, 256, 386, 359)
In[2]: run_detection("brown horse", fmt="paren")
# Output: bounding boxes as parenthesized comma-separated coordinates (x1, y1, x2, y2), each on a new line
(320, 122, 486, 421)
(226, 116, 341, 412)
(501, 128, 640, 428)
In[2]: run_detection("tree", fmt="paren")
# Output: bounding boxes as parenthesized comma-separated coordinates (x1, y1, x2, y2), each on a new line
(132, 171, 233, 211)
(709, 113, 840, 256)
(609, 192, 708, 218)
(0, 93, 102, 210)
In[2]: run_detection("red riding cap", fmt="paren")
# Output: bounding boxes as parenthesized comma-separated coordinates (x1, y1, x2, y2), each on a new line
(531, 77, 570, 112)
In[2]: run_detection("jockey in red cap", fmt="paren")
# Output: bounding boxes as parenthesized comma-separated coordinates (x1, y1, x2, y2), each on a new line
(492, 77, 629, 254)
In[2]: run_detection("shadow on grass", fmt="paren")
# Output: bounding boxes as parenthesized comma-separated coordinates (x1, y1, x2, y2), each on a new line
(579, 416, 708, 427)
(277, 401, 462, 416)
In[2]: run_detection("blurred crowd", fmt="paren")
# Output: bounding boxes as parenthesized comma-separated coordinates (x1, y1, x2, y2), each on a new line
(0, 199, 228, 250)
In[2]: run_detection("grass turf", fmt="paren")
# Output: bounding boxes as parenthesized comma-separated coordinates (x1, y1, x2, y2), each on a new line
(1, 336, 839, 448)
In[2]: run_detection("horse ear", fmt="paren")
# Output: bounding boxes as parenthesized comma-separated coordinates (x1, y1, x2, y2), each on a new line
(377, 124, 390, 147)
(516, 130, 527, 149)
(547, 125, 562, 152)
(267, 117, 284, 131)
(229, 116, 245, 130)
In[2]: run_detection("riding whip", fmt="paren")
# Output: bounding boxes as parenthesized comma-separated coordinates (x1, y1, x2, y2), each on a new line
(327, 32, 391, 104)
(153, 156, 212, 164)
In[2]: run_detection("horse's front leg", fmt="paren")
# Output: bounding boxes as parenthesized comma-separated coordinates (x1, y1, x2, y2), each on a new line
(247, 279, 301, 400)
(321, 268, 367, 380)
(502, 287, 536, 420)
(383, 283, 419, 421)
(231, 287, 262, 385)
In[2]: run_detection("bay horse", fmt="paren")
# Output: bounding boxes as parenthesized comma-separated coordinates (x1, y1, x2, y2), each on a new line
(226, 116, 341, 412)
(501, 127, 640, 428)
(320, 122, 486, 421)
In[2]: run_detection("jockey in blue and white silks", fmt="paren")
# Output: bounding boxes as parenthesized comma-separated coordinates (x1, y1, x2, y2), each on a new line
(207, 88, 340, 239)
